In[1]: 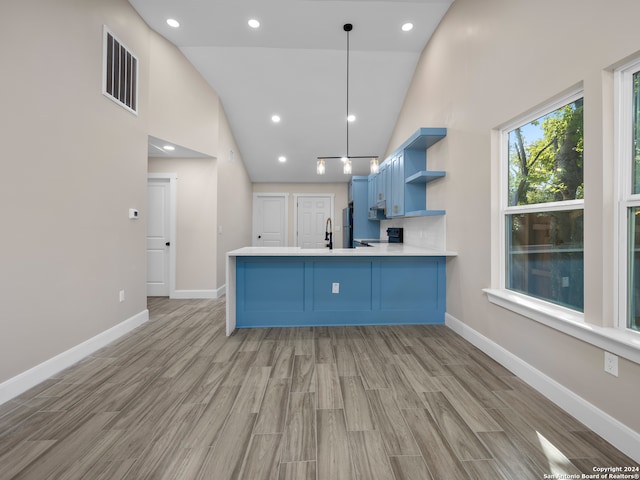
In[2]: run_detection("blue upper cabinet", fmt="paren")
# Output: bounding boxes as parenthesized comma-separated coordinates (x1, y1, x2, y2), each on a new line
(389, 152, 404, 217)
(367, 173, 380, 220)
(367, 162, 388, 220)
(370, 128, 447, 218)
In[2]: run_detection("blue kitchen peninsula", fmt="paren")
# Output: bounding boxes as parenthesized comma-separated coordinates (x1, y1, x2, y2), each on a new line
(225, 244, 456, 335)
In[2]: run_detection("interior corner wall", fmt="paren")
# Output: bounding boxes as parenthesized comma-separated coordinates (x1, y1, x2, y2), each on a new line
(147, 31, 220, 157)
(0, 0, 150, 383)
(147, 104, 253, 296)
(216, 102, 253, 290)
(147, 28, 252, 295)
(390, 0, 640, 433)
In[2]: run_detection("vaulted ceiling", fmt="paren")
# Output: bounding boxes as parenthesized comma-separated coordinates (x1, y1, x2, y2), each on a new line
(129, 0, 454, 182)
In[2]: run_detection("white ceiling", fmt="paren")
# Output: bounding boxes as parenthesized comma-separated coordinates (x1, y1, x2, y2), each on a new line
(129, 0, 454, 183)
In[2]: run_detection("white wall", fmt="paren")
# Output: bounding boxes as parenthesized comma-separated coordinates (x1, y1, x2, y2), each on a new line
(146, 34, 252, 294)
(216, 104, 253, 288)
(389, 0, 640, 434)
(253, 183, 349, 247)
(0, 0, 150, 383)
(148, 157, 218, 291)
(147, 32, 220, 157)
(0, 0, 252, 388)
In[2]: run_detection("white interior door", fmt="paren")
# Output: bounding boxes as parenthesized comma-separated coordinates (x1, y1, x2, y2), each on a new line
(296, 195, 332, 248)
(147, 176, 173, 296)
(253, 194, 287, 246)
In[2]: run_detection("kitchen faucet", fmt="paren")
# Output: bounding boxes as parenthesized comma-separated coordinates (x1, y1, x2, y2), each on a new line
(324, 217, 333, 250)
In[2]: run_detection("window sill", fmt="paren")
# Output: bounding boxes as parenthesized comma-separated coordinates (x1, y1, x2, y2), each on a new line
(483, 288, 640, 366)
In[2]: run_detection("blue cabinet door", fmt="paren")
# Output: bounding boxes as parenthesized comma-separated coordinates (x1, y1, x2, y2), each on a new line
(382, 162, 391, 216)
(351, 176, 379, 238)
(390, 152, 404, 217)
(367, 174, 377, 219)
(376, 165, 384, 204)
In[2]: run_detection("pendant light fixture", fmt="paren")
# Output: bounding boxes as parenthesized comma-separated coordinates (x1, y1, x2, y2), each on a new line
(317, 23, 378, 175)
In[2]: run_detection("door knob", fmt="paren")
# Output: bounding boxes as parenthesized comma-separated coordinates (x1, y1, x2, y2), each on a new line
(258, 235, 262, 239)
(165, 242, 171, 246)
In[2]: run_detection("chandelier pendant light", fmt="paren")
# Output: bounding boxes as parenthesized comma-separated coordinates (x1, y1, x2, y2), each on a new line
(317, 23, 378, 175)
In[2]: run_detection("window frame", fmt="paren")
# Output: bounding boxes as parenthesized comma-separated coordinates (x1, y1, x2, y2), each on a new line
(499, 88, 585, 311)
(486, 85, 640, 366)
(615, 58, 640, 334)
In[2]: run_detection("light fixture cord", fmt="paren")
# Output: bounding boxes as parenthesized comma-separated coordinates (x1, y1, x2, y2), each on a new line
(346, 27, 350, 158)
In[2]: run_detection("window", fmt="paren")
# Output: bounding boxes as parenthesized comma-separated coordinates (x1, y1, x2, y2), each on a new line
(102, 26, 138, 114)
(616, 59, 640, 332)
(502, 92, 584, 311)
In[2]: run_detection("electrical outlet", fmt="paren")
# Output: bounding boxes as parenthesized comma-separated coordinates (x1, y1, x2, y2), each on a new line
(604, 351, 618, 377)
(332, 282, 340, 294)
(562, 276, 570, 287)
(119, 290, 125, 303)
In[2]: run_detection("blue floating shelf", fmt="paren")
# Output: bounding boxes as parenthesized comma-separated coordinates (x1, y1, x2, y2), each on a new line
(405, 171, 446, 184)
(403, 128, 447, 151)
(403, 210, 446, 217)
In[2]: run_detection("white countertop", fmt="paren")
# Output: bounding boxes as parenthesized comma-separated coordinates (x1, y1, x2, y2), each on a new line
(227, 243, 457, 257)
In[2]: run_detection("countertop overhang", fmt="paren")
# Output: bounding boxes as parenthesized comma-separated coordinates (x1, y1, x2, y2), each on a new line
(227, 244, 457, 257)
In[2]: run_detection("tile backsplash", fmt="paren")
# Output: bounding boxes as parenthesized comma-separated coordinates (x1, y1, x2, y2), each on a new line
(380, 216, 446, 250)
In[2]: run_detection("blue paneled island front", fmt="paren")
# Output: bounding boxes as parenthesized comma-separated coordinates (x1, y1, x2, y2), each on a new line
(226, 244, 456, 335)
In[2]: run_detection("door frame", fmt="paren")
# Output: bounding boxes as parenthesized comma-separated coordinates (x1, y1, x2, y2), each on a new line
(147, 173, 177, 297)
(252, 193, 289, 246)
(293, 193, 335, 247)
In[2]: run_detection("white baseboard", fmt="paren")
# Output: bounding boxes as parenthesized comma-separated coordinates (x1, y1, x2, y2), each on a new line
(0, 309, 149, 406)
(170, 286, 225, 300)
(445, 313, 640, 463)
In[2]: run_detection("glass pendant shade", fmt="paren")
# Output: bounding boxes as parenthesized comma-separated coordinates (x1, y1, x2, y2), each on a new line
(343, 159, 352, 175)
(370, 158, 379, 174)
(317, 159, 326, 175)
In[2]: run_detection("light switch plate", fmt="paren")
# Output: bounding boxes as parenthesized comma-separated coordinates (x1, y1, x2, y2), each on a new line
(332, 282, 340, 294)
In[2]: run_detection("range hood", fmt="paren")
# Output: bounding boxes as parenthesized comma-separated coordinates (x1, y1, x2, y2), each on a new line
(370, 200, 386, 211)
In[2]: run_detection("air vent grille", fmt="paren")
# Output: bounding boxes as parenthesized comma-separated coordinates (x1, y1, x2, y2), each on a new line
(102, 26, 138, 114)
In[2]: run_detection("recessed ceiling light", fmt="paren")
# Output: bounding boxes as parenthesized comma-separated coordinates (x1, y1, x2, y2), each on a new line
(401, 22, 414, 32)
(166, 18, 180, 28)
(163, 145, 175, 151)
(278, 156, 286, 163)
(347, 114, 356, 122)
(248, 19, 260, 29)
(271, 115, 281, 123)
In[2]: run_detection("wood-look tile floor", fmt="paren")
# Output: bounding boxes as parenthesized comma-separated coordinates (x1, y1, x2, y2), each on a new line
(0, 298, 636, 479)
